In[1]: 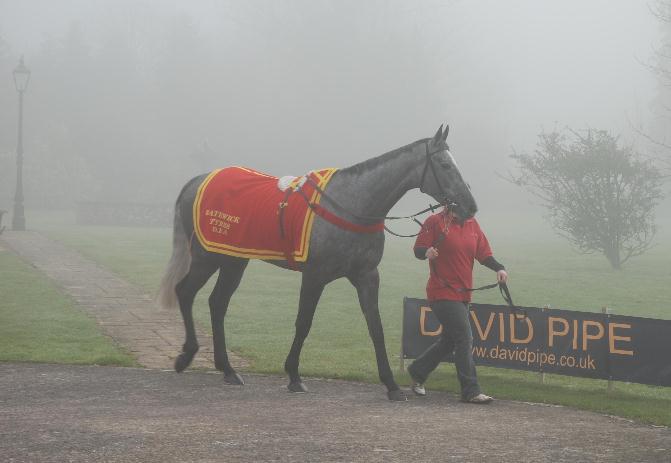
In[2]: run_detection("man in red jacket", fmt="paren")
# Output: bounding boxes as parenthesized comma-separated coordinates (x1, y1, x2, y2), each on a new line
(408, 204, 508, 403)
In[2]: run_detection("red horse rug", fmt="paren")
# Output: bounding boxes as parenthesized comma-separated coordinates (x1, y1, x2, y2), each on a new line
(193, 166, 337, 263)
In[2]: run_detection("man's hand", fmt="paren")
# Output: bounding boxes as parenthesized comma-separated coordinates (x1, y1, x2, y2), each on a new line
(425, 247, 439, 260)
(496, 269, 508, 284)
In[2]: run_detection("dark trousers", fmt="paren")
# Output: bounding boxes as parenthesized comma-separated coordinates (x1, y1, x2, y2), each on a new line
(407, 299, 481, 400)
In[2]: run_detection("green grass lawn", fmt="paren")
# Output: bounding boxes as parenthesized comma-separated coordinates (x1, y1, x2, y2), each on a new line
(28, 210, 671, 426)
(0, 248, 136, 366)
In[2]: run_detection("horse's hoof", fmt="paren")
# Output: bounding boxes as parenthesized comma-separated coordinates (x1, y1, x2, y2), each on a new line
(174, 354, 192, 373)
(224, 372, 245, 385)
(287, 381, 308, 393)
(387, 389, 407, 401)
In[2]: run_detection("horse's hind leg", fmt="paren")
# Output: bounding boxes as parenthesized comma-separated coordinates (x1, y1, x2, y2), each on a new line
(174, 259, 218, 372)
(284, 273, 326, 393)
(209, 257, 248, 385)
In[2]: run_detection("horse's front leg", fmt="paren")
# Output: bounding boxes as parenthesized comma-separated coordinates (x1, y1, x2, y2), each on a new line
(284, 273, 326, 393)
(349, 268, 406, 401)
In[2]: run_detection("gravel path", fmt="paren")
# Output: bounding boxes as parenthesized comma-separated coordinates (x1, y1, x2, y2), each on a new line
(1, 363, 669, 463)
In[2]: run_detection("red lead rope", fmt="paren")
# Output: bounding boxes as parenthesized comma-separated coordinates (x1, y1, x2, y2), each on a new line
(292, 179, 385, 234)
(278, 176, 385, 270)
(310, 204, 385, 233)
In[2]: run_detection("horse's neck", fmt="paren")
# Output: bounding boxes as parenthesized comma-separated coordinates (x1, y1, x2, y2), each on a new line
(330, 145, 423, 218)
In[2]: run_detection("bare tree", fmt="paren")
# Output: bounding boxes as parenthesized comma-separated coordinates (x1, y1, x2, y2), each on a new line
(510, 129, 664, 269)
(646, 0, 671, 161)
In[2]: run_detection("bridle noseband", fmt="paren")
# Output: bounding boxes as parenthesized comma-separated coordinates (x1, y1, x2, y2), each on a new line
(419, 141, 456, 209)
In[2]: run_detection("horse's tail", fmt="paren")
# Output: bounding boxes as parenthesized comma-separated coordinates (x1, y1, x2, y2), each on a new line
(157, 193, 192, 310)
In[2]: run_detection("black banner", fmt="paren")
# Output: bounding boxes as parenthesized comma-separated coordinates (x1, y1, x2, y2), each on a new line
(402, 298, 671, 387)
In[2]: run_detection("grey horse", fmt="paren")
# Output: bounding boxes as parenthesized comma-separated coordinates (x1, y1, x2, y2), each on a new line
(158, 124, 477, 401)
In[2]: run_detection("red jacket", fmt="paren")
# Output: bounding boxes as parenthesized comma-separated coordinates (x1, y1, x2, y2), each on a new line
(414, 213, 493, 302)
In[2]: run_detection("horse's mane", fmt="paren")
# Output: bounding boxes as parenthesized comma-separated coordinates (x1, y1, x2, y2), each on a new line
(339, 138, 430, 176)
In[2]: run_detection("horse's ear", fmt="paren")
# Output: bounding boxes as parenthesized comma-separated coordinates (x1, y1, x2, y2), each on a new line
(441, 124, 450, 142)
(433, 124, 444, 143)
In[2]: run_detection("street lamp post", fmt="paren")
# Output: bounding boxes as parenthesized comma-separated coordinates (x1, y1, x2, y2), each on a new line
(12, 56, 30, 231)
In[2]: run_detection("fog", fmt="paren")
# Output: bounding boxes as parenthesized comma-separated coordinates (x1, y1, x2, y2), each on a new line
(0, 0, 667, 222)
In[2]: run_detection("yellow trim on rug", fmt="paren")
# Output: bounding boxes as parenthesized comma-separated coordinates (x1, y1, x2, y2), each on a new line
(192, 167, 337, 261)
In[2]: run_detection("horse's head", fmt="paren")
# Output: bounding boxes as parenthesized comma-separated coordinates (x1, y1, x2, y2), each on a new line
(418, 124, 478, 219)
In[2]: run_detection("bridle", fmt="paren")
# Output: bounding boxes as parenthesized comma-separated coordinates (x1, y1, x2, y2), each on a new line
(278, 140, 462, 243)
(301, 140, 456, 225)
(292, 140, 460, 239)
(419, 140, 456, 210)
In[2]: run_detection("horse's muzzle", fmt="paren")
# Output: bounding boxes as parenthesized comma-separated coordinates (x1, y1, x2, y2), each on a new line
(445, 199, 476, 219)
